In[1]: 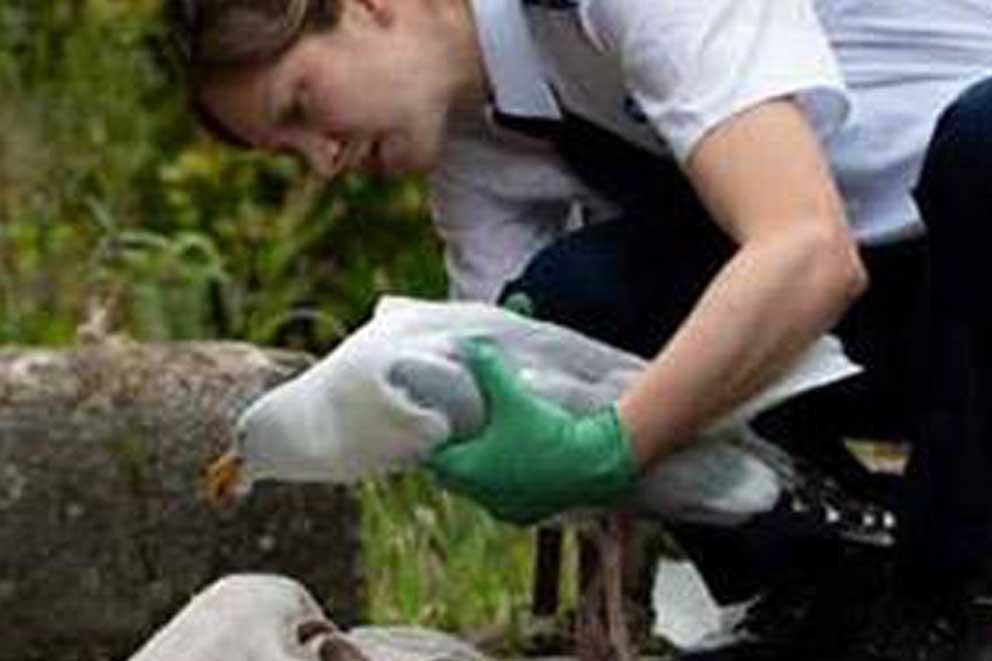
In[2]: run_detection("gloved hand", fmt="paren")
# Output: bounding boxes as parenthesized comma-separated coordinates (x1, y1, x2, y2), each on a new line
(425, 339, 640, 525)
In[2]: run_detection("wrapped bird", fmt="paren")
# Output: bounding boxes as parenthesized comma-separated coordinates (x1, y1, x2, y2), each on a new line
(209, 296, 885, 533)
(206, 296, 896, 658)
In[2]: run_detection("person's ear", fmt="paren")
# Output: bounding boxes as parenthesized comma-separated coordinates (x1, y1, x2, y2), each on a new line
(351, 0, 395, 27)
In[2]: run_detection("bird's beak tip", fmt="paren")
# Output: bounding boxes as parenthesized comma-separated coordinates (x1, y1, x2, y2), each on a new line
(203, 451, 246, 510)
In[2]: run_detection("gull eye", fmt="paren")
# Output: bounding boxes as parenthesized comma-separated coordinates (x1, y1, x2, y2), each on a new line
(290, 88, 312, 126)
(278, 87, 310, 128)
(288, 99, 307, 125)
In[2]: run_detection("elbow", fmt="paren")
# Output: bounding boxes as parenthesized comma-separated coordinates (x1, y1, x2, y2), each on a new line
(804, 222, 869, 315)
(845, 249, 869, 303)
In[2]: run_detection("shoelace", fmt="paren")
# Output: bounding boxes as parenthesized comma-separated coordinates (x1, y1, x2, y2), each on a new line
(786, 459, 898, 547)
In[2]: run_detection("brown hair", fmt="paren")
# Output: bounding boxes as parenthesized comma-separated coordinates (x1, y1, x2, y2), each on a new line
(166, 0, 340, 144)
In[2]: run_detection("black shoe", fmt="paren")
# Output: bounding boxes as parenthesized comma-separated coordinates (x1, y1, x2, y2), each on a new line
(676, 543, 892, 661)
(780, 452, 899, 549)
(670, 452, 900, 609)
(826, 575, 992, 661)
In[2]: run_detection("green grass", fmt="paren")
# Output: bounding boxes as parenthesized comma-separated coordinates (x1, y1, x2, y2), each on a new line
(360, 471, 579, 641)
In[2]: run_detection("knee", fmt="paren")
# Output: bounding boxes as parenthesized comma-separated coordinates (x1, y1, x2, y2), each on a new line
(914, 77, 992, 297)
(916, 77, 992, 202)
(498, 220, 634, 321)
(497, 218, 667, 356)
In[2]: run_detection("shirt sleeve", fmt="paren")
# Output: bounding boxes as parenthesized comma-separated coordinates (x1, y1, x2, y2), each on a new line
(584, 0, 851, 164)
(429, 119, 591, 302)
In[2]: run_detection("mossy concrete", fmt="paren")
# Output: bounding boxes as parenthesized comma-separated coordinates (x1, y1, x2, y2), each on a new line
(0, 338, 363, 661)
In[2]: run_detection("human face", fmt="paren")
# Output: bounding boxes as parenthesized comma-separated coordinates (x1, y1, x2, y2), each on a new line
(199, 0, 458, 178)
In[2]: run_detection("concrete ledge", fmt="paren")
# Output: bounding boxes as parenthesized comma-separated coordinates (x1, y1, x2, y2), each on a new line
(0, 340, 363, 660)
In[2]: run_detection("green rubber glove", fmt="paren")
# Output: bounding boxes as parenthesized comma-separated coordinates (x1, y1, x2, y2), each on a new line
(425, 339, 639, 525)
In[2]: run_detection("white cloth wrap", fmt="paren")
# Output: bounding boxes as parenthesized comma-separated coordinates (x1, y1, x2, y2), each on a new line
(128, 574, 489, 661)
(235, 296, 861, 525)
(127, 574, 335, 661)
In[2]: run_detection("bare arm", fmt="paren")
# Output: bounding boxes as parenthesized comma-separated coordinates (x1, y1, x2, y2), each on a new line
(617, 99, 867, 468)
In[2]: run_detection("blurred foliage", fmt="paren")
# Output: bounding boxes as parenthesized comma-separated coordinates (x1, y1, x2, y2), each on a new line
(0, 0, 445, 348)
(0, 0, 548, 639)
(361, 473, 579, 642)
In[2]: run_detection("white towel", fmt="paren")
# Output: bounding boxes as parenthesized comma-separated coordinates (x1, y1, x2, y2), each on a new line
(651, 557, 754, 651)
(232, 296, 861, 525)
(127, 574, 338, 661)
(127, 574, 489, 661)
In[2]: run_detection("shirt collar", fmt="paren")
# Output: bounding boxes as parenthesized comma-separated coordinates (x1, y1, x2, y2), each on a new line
(470, 0, 562, 119)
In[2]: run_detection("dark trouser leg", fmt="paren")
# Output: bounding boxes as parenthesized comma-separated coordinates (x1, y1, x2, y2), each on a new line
(686, 239, 929, 603)
(499, 183, 733, 359)
(752, 239, 929, 512)
(902, 76, 992, 584)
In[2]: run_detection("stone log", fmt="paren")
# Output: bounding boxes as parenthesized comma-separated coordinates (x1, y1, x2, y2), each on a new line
(0, 337, 363, 661)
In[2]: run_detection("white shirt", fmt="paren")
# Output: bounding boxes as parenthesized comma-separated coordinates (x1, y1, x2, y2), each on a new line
(819, 0, 992, 244)
(431, 0, 992, 301)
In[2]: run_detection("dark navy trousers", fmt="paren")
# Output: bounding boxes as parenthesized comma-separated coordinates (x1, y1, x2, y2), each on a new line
(498, 76, 992, 600)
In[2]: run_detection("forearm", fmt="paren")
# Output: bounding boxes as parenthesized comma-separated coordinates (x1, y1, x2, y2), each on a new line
(617, 224, 866, 468)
